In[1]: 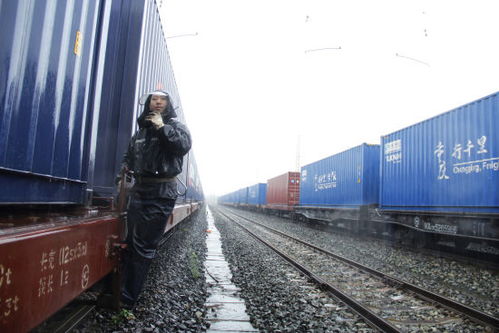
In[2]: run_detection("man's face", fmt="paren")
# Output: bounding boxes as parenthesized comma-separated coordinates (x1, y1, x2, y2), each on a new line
(150, 94, 168, 113)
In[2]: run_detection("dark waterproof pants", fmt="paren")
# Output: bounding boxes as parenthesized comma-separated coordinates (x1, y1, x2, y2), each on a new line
(121, 196, 176, 305)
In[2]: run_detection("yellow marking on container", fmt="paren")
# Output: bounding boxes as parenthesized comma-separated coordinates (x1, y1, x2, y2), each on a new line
(74, 31, 82, 56)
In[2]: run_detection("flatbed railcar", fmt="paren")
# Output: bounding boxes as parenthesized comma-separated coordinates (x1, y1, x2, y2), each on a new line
(0, 1, 202, 332)
(218, 92, 499, 251)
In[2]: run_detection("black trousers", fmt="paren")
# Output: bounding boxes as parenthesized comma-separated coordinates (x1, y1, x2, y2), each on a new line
(121, 196, 176, 305)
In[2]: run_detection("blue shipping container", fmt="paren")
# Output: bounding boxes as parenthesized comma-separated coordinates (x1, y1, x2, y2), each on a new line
(236, 187, 248, 205)
(0, 0, 202, 204)
(247, 183, 267, 206)
(380, 92, 499, 213)
(92, 0, 195, 201)
(299, 144, 380, 208)
(0, 0, 102, 203)
(219, 189, 240, 205)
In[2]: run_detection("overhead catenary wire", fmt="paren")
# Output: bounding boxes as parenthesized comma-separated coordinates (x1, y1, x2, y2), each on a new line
(166, 32, 198, 39)
(395, 53, 430, 67)
(304, 46, 342, 53)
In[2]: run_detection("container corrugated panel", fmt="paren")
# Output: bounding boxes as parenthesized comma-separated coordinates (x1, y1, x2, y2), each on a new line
(299, 144, 380, 208)
(219, 190, 237, 205)
(248, 183, 267, 206)
(266, 172, 300, 209)
(0, 0, 203, 204)
(380, 92, 499, 213)
(90, 0, 147, 197)
(0, 0, 102, 203)
(92, 0, 190, 197)
(184, 152, 204, 202)
(237, 187, 248, 204)
(85, 0, 202, 203)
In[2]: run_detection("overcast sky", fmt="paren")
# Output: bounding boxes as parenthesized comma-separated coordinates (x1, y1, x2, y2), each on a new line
(160, 0, 499, 197)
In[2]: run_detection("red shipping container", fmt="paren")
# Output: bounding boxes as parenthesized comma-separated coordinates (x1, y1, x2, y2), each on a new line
(266, 172, 300, 210)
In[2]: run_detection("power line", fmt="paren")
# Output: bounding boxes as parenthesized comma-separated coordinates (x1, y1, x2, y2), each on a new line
(304, 47, 342, 53)
(395, 53, 430, 67)
(166, 32, 199, 39)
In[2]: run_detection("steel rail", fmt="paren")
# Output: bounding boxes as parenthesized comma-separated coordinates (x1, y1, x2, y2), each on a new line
(217, 209, 401, 333)
(226, 208, 499, 330)
(37, 303, 96, 333)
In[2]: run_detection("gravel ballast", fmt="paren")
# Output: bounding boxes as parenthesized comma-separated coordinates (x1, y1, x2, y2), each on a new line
(228, 207, 499, 319)
(74, 207, 210, 332)
(211, 207, 375, 332)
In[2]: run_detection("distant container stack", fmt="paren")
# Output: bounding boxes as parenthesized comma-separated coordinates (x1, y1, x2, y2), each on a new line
(266, 172, 300, 211)
(380, 92, 499, 214)
(299, 143, 380, 209)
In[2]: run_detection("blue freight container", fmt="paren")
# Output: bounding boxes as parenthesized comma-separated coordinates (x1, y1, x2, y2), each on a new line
(0, 0, 102, 203)
(219, 190, 239, 205)
(247, 183, 267, 206)
(91, 0, 195, 201)
(184, 153, 204, 202)
(227, 191, 236, 205)
(380, 92, 499, 213)
(236, 187, 248, 205)
(0, 0, 202, 204)
(299, 144, 380, 208)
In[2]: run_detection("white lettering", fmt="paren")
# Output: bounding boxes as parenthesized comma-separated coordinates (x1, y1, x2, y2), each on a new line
(386, 153, 402, 163)
(483, 160, 499, 171)
(453, 164, 481, 174)
(385, 139, 401, 154)
(423, 222, 458, 235)
(0, 265, 12, 288)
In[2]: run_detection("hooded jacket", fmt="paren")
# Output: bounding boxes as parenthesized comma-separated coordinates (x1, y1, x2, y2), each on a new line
(121, 94, 192, 198)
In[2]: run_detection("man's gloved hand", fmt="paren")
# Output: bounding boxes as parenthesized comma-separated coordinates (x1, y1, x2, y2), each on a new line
(147, 111, 164, 130)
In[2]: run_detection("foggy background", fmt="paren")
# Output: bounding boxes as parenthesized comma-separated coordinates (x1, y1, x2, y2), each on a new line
(159, 0, 499, 197)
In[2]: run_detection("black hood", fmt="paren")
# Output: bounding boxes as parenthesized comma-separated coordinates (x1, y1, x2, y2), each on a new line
(137, 93, 177, 129)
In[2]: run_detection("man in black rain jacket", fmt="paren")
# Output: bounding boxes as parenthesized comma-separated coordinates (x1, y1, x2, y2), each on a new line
(119, 90, 191, 308)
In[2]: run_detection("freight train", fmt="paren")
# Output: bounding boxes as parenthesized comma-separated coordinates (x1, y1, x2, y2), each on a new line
(0, 1, 202, 332)
(219, 92, 499, 251)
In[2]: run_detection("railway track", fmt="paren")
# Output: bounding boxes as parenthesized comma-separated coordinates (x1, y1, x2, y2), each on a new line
(33, 301, 97, 333)
(304, 215, 499, 270)
(217, 207, 498, 332)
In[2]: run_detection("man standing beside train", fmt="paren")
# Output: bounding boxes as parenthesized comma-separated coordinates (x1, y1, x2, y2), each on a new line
(118, 90, 192, 309)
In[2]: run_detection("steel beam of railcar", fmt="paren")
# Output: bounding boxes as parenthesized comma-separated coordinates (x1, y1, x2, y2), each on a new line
(0, 217, 121, 332)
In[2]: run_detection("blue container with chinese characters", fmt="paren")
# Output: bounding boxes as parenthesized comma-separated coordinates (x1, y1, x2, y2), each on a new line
(299, 144, 380, 208)
(380, 92, 499, 213)
(247, 183, 267, 206)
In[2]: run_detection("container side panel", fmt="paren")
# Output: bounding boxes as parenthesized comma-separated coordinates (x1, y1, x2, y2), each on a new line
(267, 172, 299, 209)
(0, 0, 101, 203)
(380, 92, 499, 213)
(300, 144, 380, 208)
(92, 0, 199, 200)
(247, 183, 267, 205)
(362, 144, 381, 204)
